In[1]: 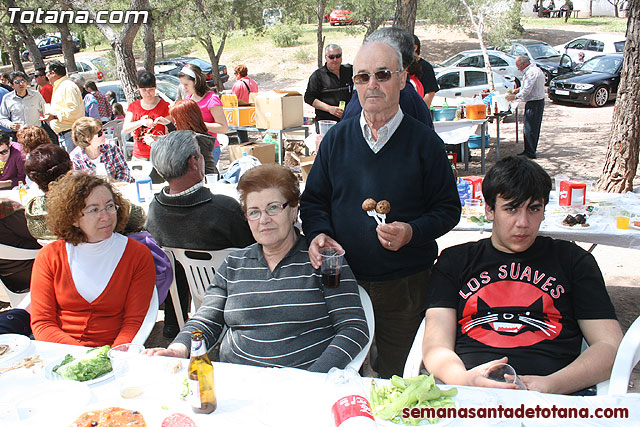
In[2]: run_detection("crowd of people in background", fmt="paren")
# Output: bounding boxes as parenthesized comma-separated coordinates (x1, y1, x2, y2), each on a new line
(0, 25, 624, 395)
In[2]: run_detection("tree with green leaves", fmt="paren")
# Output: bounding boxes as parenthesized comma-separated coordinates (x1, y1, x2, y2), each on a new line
(2, 0, 45, 70)
(66, 0, 148, 102)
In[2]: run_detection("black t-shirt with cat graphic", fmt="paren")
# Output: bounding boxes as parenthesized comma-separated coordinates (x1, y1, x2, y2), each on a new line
(426, 236, 617, 376)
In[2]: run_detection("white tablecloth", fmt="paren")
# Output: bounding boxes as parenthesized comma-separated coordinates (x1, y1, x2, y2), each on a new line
(456, 192, 640, 250)
(1, 341, 638, 426)
(434, 119, 486, 146)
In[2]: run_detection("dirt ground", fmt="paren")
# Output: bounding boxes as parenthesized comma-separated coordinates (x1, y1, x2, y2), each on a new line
(2, 20, 638, 391)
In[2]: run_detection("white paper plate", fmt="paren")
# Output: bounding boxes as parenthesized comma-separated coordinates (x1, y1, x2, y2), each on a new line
(0, 334, 32, 366)
(45, 355, 114, 385)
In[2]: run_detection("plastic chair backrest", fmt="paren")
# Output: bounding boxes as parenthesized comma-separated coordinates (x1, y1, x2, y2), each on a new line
(164, 248, 237, 313)
(607, 315, 640, 395)
(0, 244, 40, 308)
(131, 286, 159, 346)
(403, 317, 426, 378)
(161, 248, 184, 329)
(217, 133, 230, 149)
(346, 285, 375, 371)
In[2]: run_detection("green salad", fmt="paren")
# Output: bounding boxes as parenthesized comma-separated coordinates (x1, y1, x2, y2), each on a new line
(370, 374, 457, 425)
(52, 345, 112, 381)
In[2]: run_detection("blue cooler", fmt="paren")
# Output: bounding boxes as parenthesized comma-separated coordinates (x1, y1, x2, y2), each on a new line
(468, 134, 490, 149)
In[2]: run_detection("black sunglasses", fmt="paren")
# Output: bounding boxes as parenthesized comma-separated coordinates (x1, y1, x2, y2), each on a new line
(12, 79, 26, 85)
(353, 70, 401, 85)
(327, 53, 342, 60)
(0, 148, 9, 155)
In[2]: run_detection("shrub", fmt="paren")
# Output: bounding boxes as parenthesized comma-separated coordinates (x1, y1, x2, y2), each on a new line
(293, 48, 313, 64)
(267, 24, 302, 47)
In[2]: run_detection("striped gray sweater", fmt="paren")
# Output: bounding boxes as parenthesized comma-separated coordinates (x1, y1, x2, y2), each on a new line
(173, 233, 369, 372)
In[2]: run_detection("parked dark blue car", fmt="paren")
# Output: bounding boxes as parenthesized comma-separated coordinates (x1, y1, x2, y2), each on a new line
(22, 35, 81, 61)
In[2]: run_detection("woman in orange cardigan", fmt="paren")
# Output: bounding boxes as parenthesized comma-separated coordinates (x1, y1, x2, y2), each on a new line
(30, 171, 155, 347)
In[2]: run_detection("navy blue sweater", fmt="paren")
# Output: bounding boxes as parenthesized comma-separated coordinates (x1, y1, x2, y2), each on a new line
(300, 114, 461, 281)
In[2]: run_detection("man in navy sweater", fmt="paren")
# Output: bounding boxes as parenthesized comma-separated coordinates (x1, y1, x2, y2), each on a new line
(301, 38, 461, 378)
(342, 27, 433, 130)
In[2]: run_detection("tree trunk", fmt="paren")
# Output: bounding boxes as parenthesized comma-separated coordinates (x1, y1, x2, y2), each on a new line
(143, 15, 156, 73)
(538, 0, 544, 17)
(57, 23, 77, 73)
(597, 1, 640, 192)
(201, 37, 221, 92)
(4, 0, 45, 69)
(0, 25, 24, 73)
(461, 0, 494, 90)
(589, 0, 593, 17)
(393, 0, 417, 35)
(317, 0, 326, 68)
(76, 0, 148, 103)
(614, 3, 620, 18)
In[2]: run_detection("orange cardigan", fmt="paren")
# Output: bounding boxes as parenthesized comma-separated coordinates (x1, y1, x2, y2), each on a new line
(30, 238, 156, 347)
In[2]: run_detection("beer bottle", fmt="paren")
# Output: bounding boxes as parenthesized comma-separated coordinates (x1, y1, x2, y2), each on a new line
(188, 331, 217, 414)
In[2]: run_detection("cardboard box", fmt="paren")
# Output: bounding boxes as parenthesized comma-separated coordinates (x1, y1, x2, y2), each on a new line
(299, 154, 316, 181)
(559, 180, 586, 206)
(254, 90, 303, 130)
(221, 94, 257, 127)
(228, 142, 276, 164)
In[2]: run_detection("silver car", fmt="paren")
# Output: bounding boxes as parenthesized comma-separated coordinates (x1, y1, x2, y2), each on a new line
(433, 67, 515, 105)
(437, 50, 523, 86)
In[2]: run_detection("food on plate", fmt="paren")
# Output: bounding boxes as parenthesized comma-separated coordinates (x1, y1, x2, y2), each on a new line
(362, 198, 377, 211)
(376, 200, 391, 215)
(469, 215, 490, 225)
(0, 344, 8, 356)
(562, 214, 589, 227)
(370, 374, 457, 425)
(53, 345, 112, 382)
(0, 355, 42, 375)
(165, 359, 183, 374)
(70, 407, 146, 427)
(161, 413, 198, 427)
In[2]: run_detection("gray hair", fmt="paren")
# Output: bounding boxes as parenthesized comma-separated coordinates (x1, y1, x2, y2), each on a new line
(325, 44, 342, 55)
(365, 27, 412, 70)
(151, 130, 200, 180)
(516, 55, 531, 66)
(68, 73, 85, 88)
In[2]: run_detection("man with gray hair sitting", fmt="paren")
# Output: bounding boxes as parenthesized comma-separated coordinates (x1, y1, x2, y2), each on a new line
(304, 43, 354, 133)
(146, 130, 254, 338)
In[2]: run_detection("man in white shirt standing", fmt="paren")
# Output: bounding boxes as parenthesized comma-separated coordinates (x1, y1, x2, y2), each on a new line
(507, 55, 546, 159)
(0, 71, 46, 135)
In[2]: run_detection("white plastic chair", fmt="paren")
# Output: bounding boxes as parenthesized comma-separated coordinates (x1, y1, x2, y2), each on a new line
(163, 247, 238, 314)
(0, 243, 41, 308)
(403, 318, 426, 378)
(162, 248, 185, 329)
(346, 285, 375, 371)
(131, 287, 159, 346)
(604, 315, 640, 395)
(217, 133, 230, 149)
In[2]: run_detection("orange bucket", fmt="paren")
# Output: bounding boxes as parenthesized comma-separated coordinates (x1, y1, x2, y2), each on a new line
(466, 104, 487, 120)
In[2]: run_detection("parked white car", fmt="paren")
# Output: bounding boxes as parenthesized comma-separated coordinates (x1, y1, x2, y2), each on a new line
(437, 50, 524, 86)
(74, 56, 110, 83)
(554, 33, 626, 63)
(432, 67, 515, 106)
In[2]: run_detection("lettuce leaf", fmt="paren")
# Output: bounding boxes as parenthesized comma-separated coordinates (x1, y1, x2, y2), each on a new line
(53, 345, 112, 381)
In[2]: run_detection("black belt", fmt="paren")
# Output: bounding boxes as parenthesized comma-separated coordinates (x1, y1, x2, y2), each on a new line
(57, 129, 71, 136)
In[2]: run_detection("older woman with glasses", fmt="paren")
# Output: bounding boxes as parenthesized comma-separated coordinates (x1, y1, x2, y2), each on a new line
(146, 164, 369, 372)
(71, 117, 133, 182)
(30, 171, 155, 346)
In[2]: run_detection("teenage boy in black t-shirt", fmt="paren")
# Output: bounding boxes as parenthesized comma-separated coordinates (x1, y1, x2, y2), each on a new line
(423, 156, 622, 394)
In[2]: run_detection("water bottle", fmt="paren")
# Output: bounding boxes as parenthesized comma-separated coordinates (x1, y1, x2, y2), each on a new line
(328, 367, 376, 427)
